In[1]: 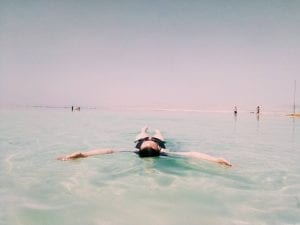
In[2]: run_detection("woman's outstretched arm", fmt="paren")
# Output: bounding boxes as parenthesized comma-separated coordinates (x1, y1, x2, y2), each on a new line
(169, 151, 232, 167)
(57, 149, 114, 161)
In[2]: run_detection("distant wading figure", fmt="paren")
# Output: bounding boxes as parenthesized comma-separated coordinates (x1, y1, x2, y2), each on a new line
(234, 106, 238, 115)
(256, 106, 260, 114)
(57, 127, 232, 167)
(71, 106, 81, 111)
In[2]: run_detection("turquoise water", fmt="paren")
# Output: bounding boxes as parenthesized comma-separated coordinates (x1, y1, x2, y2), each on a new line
(0, 108, 299, 225)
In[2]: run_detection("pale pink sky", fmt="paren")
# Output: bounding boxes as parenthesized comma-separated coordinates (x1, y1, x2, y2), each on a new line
(0, 0, 299, 111)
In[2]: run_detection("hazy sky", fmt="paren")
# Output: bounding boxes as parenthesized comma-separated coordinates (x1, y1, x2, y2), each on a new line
(1, 0, 299, 111)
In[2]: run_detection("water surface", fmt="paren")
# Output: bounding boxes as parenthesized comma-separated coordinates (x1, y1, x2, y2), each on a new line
(0, 108, 299, 225)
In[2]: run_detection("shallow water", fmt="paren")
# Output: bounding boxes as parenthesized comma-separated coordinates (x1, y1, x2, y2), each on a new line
(0, 108, 299, 225)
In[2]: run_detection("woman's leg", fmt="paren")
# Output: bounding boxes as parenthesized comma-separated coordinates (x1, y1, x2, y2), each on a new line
(153, 129, 165, 141)
(135, 126, 150, 141)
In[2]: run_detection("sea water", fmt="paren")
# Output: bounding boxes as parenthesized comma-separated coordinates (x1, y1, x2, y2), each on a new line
(0, 108, 299, 225)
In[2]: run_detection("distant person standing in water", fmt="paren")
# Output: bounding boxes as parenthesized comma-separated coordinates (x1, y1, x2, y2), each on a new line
(57, 126, 232, 167)
(71, 106, 74, 111)
(256, 106, 260, 114)
(234, 106, 238, 115)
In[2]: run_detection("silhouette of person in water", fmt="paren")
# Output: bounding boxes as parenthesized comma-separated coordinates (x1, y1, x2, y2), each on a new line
(256, 106, 260, 114)
(57, 126, 232, 167)
(234, 106, 238, 115)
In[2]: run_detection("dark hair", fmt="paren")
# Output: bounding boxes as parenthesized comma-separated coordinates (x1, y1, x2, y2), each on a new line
(138, 147, 160, 157)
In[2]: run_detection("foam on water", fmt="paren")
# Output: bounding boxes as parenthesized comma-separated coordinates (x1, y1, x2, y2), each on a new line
(0, 108, 299, 225)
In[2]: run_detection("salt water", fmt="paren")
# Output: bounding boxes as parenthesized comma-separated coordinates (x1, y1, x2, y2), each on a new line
(0, 108, 299, 225)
